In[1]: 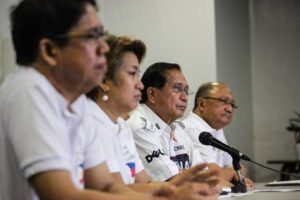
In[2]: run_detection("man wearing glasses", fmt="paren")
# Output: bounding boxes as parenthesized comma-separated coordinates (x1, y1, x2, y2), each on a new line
(127, 62, 205, 182)
(0, 0, 170, 200)
(182, 82, 253, 189)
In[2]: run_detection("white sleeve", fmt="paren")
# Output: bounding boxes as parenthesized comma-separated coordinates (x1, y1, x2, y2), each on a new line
(185, 135, 204, 166)
(5, 87, 70, 179)
(132, 128, 179, 181)
(102, 144, 120, 173)
(83, 119, 107, 170)
(185, 127, 218, 164)
(218, 133, 232, 167)
(89, 111, 120, 173)
(128, 130, 144, 174)
(133, 143, 144, 174)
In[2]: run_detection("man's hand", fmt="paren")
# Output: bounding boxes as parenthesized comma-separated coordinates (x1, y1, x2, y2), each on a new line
(240, 164, 254, 191)
(244, 177, 254, 191)
(168, 163, 222, 196)
(190, 167, 222, 194)
(172, 182, 219, 200)
(169, 163, 208, 186)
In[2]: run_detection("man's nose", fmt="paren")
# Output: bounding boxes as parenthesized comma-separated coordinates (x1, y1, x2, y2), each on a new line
(180, 92, 188, 102)
(225, 104, 233, 113)
(96, 39, 110, 56)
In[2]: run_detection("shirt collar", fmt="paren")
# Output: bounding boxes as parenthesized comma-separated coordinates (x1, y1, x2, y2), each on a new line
(30, 67, 85, 119)
(139, 104, 172, 135)
(89, 101, 119, 134)
(189, 111, 220, 136)
(117, 117, 126, 130)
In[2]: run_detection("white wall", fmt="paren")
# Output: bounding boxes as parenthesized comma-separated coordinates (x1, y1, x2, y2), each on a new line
(0, 0, 18, 81)
(0, 0, 217, 112)
(0, 38, 16, 82)
(0, 0, 18, 38)
(251, 0, 300, 181)
(99, 0, 217, 114)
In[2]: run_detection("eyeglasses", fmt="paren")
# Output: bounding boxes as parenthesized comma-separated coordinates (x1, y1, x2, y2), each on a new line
(52, 30, 109, 42)
(202, 96, 238, 109)
(171, 84, 193, 96)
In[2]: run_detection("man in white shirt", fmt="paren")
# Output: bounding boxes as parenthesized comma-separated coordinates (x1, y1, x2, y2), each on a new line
(0, 1, 164, 200)
(127, 62, 204, 182)
(182, 82, 253, 189)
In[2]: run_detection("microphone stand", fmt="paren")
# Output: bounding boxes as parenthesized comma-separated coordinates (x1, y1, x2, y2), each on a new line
(231, 157, 247, 193)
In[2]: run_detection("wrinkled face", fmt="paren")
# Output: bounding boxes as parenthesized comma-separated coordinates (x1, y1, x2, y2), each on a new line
(200, 85, 235, 130)
(55, 4, 109, 93)
(154, 69, 189, 123)
(107, 52, 144, 115)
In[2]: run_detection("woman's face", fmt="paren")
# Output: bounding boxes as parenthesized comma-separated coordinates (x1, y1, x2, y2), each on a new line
(106, 52, 144, 115)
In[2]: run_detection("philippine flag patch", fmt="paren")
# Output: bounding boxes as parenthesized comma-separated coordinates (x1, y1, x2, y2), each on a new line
(126, 162, 136, 177)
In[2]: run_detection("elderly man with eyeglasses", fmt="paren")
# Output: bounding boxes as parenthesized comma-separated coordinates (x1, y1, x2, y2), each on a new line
(182, 82, 254, 190)
(127, 62, 207, 182)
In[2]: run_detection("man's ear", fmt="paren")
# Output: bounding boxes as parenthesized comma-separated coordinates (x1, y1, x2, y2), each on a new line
(39, 39, 58, 66)
(147, 87, 157, 104)
(197, 97, 205, 112)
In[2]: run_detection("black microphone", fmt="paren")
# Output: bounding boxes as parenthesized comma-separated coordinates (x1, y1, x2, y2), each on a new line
(199, 132, 251, 161)
(199, 132, 300, 187)
(199, 131, 248, 193)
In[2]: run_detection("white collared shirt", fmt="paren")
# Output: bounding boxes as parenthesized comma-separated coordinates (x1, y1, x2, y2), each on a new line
(127, 104, 203, 181)
(182, 112, 232, 167)
(89, 101, 144, 184)
(0, 68, 105, 200)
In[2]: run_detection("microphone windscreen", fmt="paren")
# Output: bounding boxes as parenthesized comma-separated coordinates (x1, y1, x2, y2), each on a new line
(199, 132, 213, 145)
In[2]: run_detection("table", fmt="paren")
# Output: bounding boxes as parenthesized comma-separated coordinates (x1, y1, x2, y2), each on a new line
(220, 183, 300, 200)
(267, 160, 300, 180)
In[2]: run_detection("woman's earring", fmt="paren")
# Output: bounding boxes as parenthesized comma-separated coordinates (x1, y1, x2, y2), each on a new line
(102, 94, 109, 101)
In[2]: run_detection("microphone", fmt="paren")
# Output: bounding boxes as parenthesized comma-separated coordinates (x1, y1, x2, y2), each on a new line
(199, 131, 248, 193)
(198, 131, 300, 189)
(199, 132, 251, 161)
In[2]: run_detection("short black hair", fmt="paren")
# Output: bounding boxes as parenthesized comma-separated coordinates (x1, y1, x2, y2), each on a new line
(10, 0, 97, 66)
(140, 62, 181, 103)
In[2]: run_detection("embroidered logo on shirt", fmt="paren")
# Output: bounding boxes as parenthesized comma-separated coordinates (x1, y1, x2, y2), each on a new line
(145, 149, 165, 163)
(140, 117, 156, 132)
(174, 145, 185, 151)
(126, 162, 136, 177)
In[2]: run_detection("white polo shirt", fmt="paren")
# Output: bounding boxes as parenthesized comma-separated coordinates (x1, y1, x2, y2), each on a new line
(0, 68, 105, 200)
(182, 112, 232, 168)
(89, 101, 144, 184)
(127, 104, 203, 181)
